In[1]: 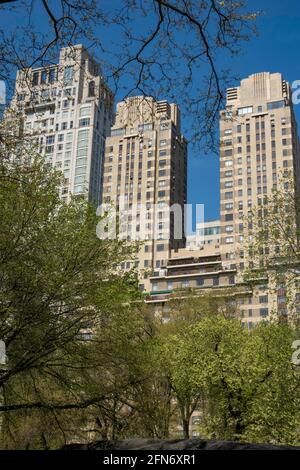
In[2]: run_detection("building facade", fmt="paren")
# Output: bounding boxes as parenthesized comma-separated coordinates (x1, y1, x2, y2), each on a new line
(145, 72, 300, 328)
(218, 72, 300, 323)
(220, 72, 300, 273)
(145, 245, 258, 324)
(11, 44, 114, 204)
(101, 96, 187, 291)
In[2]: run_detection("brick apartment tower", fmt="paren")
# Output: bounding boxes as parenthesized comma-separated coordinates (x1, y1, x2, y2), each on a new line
(11, 44, 114, 205)
(102, 96, 187, 291)
(220, 72, 300, 275)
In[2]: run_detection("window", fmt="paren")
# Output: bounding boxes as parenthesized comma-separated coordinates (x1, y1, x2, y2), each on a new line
(225, 237, 234, 244)
(111, 128, 125, 137)
(156, 244, 165, 252)
(278, 295, 286, 305)
(49, 68, 56, 83)
(80, 105, 91, 117)
(267, 100, 285, 110)
(88, 81, 95, 97)
(213, 277, 219, 286)
(197, 278, 204, 286)
(41, 89, 50, 101)
(225, 191, 233, 200)
(32, 71, 39, 86)
(238, 106, 253, 116)
(79, 118, 90, 127)
(224, 160, 233, 167)
(46, 135, 55, 144)
(182, 279, 190, 288)
(192, 416, 201, 425)
(260, 308, 269, 317)
(41, 70, 47, 84)
(259, 295, 268, 304)
(64, 66, 73, 84)
(167, 281, 173, 290)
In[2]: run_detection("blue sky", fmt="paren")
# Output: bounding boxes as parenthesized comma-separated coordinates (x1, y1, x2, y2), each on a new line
(188, 0, 300, 221)
(2, 0, 300, 223)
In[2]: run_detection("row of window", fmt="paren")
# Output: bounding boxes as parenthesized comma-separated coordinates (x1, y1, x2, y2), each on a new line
(223, 116, 288, 136)
(152, 275, 235, 291)
(241, 308, 269, 318)
(107, 139, 168, 154)
(236, 101, 285, 117)
(32, 67, 58, 86)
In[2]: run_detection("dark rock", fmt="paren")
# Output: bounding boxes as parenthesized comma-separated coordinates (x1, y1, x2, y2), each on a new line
(60, 438, 300, 450)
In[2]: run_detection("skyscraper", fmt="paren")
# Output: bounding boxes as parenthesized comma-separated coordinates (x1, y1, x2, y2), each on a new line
(220, 72, 300, 273)
(10, 44, 114, 204)
(101, 96, 187, 291)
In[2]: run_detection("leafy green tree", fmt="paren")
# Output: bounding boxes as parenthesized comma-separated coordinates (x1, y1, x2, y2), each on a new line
(165, 314, 300, 444)
(0, 146, 147, 447)
(244, 172, 300, 319)
(155, 294, 239, 438)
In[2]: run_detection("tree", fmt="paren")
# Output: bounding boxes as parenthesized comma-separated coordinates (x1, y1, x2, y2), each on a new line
(0, 0, 260, 151)
(164, 313, 300, 444)
(0, 141, 151, 447)
(156, 293, 239, 438)
(243, 172, 300, 319)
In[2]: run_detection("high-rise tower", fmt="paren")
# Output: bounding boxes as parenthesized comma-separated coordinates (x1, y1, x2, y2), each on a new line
(11, 44, 114, 204)
(220, 72, 300, 272)
(101, 96, 187, 291)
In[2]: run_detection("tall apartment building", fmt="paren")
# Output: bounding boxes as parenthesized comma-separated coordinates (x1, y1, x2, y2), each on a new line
(218, 72, 300, 323)
(10, 44, 114, 204)
(186, 220, 220, 250)
(220, 72, 300, 273)
(102, 96, 187, 291)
